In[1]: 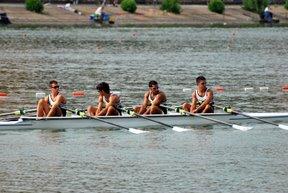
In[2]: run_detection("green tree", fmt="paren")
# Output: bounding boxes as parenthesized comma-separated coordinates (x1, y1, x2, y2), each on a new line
(285, 0, 288, 10)
(208, 0, 225, 14)
(243, 0, 268, 15)
(160, 0, 181, 14)
(121, 0, 137, 13)
(25, 0, 44, 13)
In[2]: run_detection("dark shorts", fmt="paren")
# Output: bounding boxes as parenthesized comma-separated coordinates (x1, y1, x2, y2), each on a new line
(160, 106, 167, 114)
(61, 108, 67, 116)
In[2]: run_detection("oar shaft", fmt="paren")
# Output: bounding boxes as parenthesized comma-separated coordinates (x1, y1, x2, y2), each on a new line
(88, 116, 130, 130)
(0, 112, 15, 116)
(162, 105, 254, 132)
(185, 110, 233, 127)
(65, 108, 132, 131)
(120, 108, 190, 132)
(215, 105, 278, 127)
(134, 113, 173, 128)
(0, 109, 36, 117)
(121, 108, 173, 128)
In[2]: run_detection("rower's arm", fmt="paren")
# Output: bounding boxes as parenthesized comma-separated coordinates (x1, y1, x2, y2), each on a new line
(195, 90, 213, 113)
(106, 95, 118, 107)
(139, 92, 149, 114)
(151, 92, 166, 107)
(97, 95, 118, 116)
(191, 92, 197, 112)
(96, 95, 104, 115)
(47, 95, 65, 117)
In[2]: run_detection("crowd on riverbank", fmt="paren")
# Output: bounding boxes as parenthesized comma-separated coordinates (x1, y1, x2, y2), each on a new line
(0, 3, 288, 27)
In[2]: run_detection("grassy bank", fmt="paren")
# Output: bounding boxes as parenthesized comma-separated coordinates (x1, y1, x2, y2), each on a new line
(1, 3, 288, 27)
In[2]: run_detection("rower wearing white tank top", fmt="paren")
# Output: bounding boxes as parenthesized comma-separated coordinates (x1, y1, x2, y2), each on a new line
(37, 80, 67, 117)
(87, 82, 122, 116)
(182, 76, 214, 113)
(134, 80, 167, 115)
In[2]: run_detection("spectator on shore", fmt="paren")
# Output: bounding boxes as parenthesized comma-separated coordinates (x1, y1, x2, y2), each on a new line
(264, 6, 273, 23)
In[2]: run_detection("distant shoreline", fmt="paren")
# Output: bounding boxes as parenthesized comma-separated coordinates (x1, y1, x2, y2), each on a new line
(1, 4, 288, 28)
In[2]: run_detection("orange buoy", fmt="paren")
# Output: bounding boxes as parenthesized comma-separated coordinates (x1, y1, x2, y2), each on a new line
(214, 85, 224, 93)
(0, 92, 8, 97)
(72, 91, 85, 97)
(282, 84, 288, 92)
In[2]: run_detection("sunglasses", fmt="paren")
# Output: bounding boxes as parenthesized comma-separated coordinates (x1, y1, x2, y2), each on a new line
(149, 85, 159, 90)
(51, 85, 59, 89)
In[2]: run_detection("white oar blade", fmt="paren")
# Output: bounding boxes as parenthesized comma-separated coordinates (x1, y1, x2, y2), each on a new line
(278, 124, 288, 130)
(172, 126, 191, 132)
(232, 124, 253, 131)
(128, 128, 149, 134)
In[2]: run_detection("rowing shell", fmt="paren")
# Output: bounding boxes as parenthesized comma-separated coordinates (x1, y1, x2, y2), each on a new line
(0, 112, 288, 131)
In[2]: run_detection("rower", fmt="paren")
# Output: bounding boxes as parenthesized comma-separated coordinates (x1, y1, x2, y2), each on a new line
(87, 82, 122, 116)
(134, 80, 167, 115)
(37, 80, 67, 117)
(182, 76, 214, 113)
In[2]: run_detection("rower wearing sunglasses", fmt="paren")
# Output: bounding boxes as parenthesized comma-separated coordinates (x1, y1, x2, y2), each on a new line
(37, 80, 67, 117)
(183, 76, 214, 113)
(134, 80, 167, 115)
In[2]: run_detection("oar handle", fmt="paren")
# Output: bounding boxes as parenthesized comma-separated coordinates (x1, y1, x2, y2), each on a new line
(214, 105, 238, 115)
(65, 108, 86, 117)
(160, 105, 181, 112)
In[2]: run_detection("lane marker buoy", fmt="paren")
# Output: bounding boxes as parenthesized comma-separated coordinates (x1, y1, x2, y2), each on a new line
(214, 85, 224, 92)
(183, 88, 192, 92)
(72, 91, 85, 97)
(282, 84, 288, 92)
(244, 87, 254, 92)
(36, 92, 46, 99)
(259, 87, 269, 91)
(0, 92, 8, 97)
(0, 92, 8, 98)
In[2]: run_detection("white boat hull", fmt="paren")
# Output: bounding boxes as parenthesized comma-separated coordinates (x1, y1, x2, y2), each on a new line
(1, 112, 288, 131)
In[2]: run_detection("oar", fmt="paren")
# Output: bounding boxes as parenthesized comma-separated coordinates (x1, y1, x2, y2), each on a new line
(162, 105, 252, 131)
(121, 108, 191, 132)
(215, 105, 288, 130)
(0, 109, 36, 117)
(66, 108, 148, 134)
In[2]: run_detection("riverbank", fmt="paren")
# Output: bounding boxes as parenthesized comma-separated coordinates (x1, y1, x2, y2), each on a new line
(1, 3, 288, 27)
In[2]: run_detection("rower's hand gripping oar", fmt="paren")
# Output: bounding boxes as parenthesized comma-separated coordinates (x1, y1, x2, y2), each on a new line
(216, 105, 288, 130)
(65, 108, 148, 134)
(121, 107, 191, 132)
(0, 108, 37, 117)
(162, 105, 252, 131)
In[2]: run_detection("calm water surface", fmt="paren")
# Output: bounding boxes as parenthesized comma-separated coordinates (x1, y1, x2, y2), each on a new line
(0, 27, 288, 192)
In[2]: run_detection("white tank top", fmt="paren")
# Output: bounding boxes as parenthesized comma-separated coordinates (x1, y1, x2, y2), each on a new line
(195, 89, 213, 104)
(103, 93, 122, 109)
(48, 94, 66, 108)
(148, 93, 166, 105)
(48, 94, 56, 106)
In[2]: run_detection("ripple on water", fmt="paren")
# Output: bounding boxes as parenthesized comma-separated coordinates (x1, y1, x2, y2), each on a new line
(0, 27, 288, 192)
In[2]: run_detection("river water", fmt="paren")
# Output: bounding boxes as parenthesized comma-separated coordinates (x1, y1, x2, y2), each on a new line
(0, 27, 288, 192)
